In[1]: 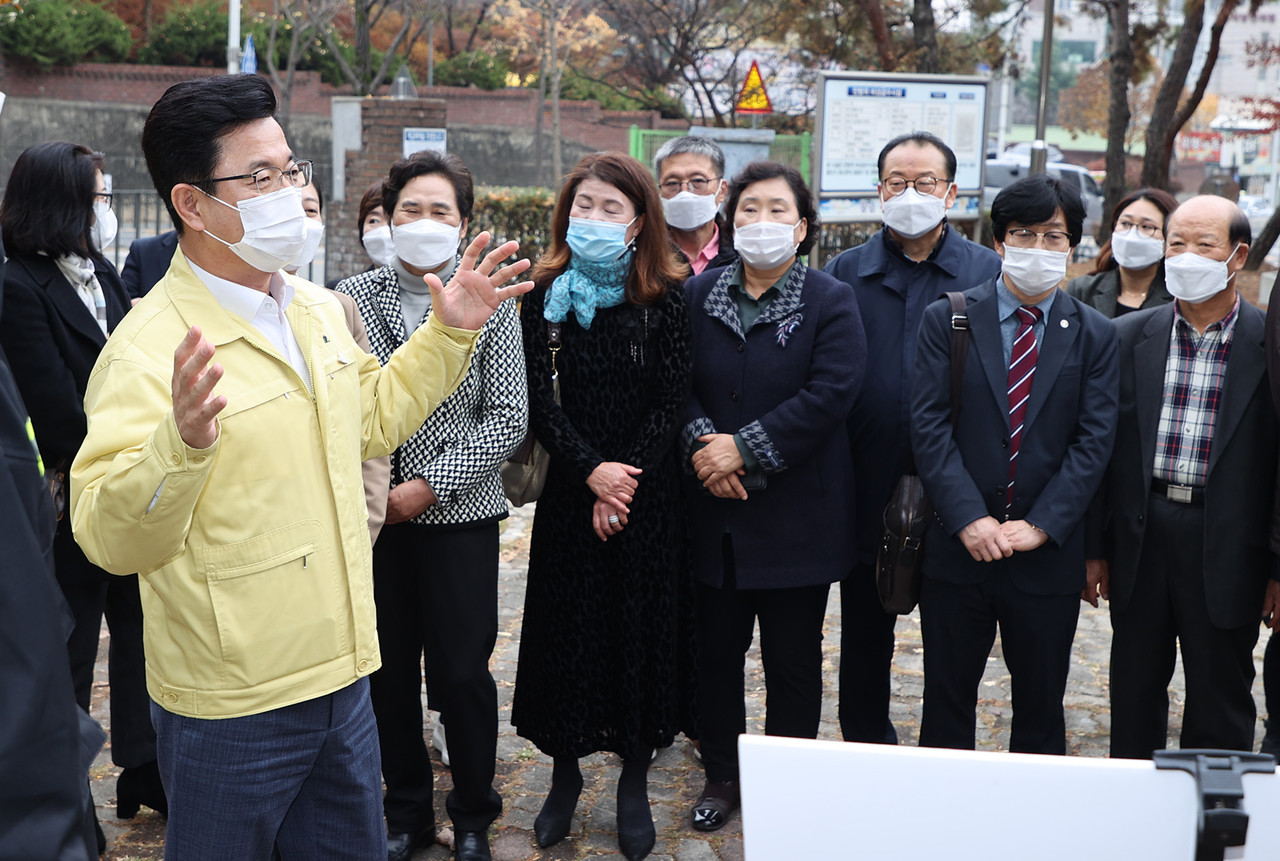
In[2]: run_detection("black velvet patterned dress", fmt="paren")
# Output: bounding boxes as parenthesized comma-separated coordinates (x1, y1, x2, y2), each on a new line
(512, 281, 698, 760)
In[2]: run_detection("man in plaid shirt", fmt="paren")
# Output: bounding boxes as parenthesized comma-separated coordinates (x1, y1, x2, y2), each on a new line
(1088, 194, 1280, 759)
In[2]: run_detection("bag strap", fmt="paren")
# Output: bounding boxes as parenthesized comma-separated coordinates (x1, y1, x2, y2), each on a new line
(944, 291, 969, 427)
(546, 320, 562, 378)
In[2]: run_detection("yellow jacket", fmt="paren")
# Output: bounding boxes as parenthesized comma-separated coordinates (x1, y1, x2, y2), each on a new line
(71, 250, 477, 719)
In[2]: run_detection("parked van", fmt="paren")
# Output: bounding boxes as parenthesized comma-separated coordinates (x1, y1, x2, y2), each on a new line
(982, 157, 1105, 241)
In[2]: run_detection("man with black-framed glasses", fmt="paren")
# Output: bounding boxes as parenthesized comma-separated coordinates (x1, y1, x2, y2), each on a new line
(654, 135, 736, 274)
(69, 75, 533, 860)
(823, 131, 1002, 747)
(910, 173, 1118, 754)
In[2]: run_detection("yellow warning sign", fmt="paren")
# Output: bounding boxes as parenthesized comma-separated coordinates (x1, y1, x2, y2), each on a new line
(736, 61, 772, 115)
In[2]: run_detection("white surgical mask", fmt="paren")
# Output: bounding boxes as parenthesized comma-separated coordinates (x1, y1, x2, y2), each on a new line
(662, 190, 720, 231)
(91, 199, 117, 252)
(734, 220, 800, 269)
(1109, 228, 1165, 270)
(201, 186, 309, 273)
(362, 224, 395, 267)
(393, 217, 461, 270)
(880, 186, 949, 240)
(1163, 246, 1240, 304)
(1001, 246, 1069, 297)
(287, 219, 325, 272)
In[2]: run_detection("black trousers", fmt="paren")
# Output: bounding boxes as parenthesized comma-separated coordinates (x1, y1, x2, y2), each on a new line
(1109, 495, 1260, 759)
(694, 578, 831, 784)
(838, 563, 899, 743)
(1265, 632, 1279, 740)
(61, 573, 155, 768)
(368, 521, 502, 834)
(918, 567, 1080, 755)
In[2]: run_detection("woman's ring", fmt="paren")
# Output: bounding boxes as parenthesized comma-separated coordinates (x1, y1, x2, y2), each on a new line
(608, 515, 621, 525)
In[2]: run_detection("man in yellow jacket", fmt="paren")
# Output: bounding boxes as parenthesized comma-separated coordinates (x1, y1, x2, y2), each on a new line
(69, 76, 531, 861)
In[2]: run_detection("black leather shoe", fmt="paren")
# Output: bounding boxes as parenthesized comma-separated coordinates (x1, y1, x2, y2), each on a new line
(454, 830, 492, 861)
(690, 780, 739, 833)
(116, 760, 168, 819)
(387, 826, 433, 861)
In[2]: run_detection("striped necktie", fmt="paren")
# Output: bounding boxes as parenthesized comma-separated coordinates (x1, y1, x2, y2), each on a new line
(1007, 305, 1042, 509)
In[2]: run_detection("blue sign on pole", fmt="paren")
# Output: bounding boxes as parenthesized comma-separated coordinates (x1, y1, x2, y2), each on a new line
(240, 34, 258, 75)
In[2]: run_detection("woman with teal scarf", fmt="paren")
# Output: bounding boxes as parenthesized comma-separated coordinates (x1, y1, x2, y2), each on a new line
(512, 153, 696, 861)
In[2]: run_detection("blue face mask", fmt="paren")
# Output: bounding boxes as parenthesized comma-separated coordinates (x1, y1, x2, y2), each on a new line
(566, 215, 636, 263)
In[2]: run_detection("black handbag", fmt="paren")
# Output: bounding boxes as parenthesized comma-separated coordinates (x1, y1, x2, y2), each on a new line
(875, 292, 969, 615)
(501, 321, 561, 507)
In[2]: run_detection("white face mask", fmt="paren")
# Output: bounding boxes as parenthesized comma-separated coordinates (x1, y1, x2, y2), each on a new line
(1164, 245, 1240, 304)
(1001, 246, 1069, 297)
(287, 219, 325, 272)
(362, 224, 395, 267)
(734, 220, 800, 269)
(393, 217, 461, 270)
(1109, 228, 1165, 269)
(880, 185, 949, 240)
(662, 190, 720, 231)
(201, 186, 309, 273)
(91, 199, 117, 252)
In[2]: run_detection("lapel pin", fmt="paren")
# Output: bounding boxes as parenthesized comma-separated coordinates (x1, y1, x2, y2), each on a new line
(1060, 319, 1069, 329)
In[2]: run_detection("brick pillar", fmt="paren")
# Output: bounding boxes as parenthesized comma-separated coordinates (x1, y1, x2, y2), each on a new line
(328, 98, 447, 284)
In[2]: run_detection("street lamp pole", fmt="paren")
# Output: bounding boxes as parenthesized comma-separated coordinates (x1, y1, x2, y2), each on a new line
(1031, 0, 1055, 175)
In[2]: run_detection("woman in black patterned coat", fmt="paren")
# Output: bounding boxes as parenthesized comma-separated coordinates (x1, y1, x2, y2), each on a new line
(335, 151, 527, 861)
(512, 153, 695, 861)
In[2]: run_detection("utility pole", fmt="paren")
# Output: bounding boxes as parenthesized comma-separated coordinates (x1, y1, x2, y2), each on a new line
(1030, 0, 1055, 175)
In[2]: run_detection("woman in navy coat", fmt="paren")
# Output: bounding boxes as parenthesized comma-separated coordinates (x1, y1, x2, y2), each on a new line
(681, 161, 866, 832)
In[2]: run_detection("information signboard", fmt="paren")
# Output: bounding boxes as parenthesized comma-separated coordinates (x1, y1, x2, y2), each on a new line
(814, 71, 989, 223)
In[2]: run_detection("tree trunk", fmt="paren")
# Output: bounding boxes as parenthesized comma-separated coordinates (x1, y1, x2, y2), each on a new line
(355, 0, 373, 95)
(534, 13, 549, 187)
(1101, 0, 1132, 244)
(143, 0, 154, 41)
(856, 0, 896, 71)
(1246, 205, 1280, 270)
(550, 12, 563, 187)
(911, 0, 939, 73)
(1141, 0, 1205, 188)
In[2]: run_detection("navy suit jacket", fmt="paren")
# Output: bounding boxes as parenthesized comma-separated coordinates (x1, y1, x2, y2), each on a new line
(120, 230, 178, 300)
(1099, 300, 1277, 628)
(911, 278, 1119, 595)
(825, 226, 1002, 566)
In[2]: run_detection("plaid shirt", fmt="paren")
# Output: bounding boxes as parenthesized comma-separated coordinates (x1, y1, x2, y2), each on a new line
(1153, 296, 1240, 486)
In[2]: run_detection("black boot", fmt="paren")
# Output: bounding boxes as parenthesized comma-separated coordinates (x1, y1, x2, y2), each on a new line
(616, 751, 655, 861)
(534, 756, 582, 848)
(116, 759, 168, 819)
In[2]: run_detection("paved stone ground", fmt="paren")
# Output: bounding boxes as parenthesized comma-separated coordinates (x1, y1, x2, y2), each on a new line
(92, 503, 1274, 860)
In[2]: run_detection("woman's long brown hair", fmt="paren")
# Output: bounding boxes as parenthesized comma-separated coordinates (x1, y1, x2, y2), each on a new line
(531, 152, 691, 305)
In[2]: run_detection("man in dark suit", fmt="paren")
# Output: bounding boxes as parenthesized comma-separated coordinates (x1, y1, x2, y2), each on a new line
(1090, 194, 1280, 758)
(824, 131, 1003, 745)
(911, 174, 1119, 754)
(120, 229, 178, 300)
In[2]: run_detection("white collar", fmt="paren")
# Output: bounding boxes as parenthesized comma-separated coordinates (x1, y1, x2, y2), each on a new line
(188, 259, 295, 323)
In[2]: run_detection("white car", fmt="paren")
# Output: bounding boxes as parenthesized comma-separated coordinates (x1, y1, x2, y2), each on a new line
(982, 157, 1105, 241)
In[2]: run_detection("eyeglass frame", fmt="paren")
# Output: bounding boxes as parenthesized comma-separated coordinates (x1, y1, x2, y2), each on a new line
(93, 191, 113, 207)
(1114, 218, 1163, 238)
(658, 176, 722, 196)
(1003, 227, 1072, 251)
(198, 160, 314, 195)
(879, 176, 950, 196)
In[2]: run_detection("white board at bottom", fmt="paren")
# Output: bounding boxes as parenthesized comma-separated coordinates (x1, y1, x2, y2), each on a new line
(739, 735, 1279, 860)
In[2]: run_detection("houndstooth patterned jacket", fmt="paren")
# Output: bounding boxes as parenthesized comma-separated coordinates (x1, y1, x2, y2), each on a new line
(335, 265, 527, 527)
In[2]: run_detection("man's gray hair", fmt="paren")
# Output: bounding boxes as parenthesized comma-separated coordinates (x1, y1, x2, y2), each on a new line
(653, 135, 726, 178)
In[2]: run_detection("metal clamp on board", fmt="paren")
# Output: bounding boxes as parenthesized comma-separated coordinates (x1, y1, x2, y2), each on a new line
(1153, 749, 1276, 861)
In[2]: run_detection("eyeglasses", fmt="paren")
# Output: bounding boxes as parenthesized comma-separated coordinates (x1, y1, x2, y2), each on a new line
(880, 176, 947, 196)
(93, 191, 113, 207)
(659, 177, 721, 195)
(1005, 228, 1072, 251)
(200, 160, 313, 195)
(1115, 218, 1162, 238)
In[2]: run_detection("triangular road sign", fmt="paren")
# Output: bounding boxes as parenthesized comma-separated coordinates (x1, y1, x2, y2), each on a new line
(736, 60, 773, 115)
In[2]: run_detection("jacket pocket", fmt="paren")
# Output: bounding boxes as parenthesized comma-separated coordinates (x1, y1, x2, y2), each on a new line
(200, 520, 342, 689)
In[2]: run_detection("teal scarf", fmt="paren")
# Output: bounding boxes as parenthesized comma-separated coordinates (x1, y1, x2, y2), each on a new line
(543, 251, 633, 329)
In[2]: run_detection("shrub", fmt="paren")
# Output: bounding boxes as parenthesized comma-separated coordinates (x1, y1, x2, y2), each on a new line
(138, 1, 228, 66)
(0, 0, 132, 69)
(433, 50, 511, 91)
(471, 186, 555, 259)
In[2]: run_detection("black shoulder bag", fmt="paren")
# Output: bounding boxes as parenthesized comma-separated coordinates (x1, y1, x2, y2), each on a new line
(875, 291, 969, 615)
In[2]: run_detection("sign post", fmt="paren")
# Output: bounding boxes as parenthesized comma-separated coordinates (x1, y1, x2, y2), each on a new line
(736, 60, 773, 129)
